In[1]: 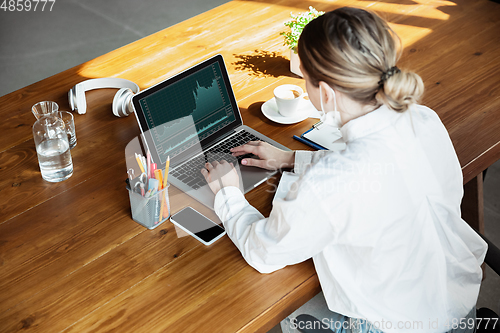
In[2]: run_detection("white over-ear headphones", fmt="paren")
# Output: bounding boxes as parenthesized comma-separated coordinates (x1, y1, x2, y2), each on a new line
(68, 78, 140, 117)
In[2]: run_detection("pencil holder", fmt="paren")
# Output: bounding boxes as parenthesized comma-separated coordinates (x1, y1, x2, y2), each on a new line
(127, 184, 171, 229)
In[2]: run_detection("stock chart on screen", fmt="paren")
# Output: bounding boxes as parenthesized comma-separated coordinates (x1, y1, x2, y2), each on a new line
(138, 62, 237, 163)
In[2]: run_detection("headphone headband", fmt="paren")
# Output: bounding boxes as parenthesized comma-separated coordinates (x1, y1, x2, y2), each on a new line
(68, 78, 140, 117)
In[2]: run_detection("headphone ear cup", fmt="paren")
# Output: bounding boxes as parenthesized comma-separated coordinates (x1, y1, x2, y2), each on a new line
(68, 88, 75, 111)
(112, 88, 135, 117)
(74, 84, 87, 114)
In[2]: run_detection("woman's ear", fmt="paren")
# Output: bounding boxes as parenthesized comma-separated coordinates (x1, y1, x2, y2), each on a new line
(318, 81, 336, 107)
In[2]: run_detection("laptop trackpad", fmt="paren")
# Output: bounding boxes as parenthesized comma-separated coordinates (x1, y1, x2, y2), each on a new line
(240, 165, 274, 193)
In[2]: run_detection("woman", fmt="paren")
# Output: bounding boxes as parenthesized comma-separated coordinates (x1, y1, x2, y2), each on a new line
(201, 7, 486, 333)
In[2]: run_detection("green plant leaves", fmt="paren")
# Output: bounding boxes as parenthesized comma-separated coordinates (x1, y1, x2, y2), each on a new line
(280, 6, 325, 51)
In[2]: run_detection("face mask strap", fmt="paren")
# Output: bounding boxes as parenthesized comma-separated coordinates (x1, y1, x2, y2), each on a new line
(320, 85, 325, 117)
(333, 87, 337, 112)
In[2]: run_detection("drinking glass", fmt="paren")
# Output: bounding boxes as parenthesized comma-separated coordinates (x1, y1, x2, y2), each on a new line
(32, 115, 73, 182)
(58, 111, 77, 149)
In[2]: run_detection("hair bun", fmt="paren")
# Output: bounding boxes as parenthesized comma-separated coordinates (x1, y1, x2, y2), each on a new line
(376, 69, 424, 112)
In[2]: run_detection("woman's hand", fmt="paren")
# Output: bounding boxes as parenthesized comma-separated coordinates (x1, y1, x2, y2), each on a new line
(200, 160, 241, 195)
(230, 141, 295, 171)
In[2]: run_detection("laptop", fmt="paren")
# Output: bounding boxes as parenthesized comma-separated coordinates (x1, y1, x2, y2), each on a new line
(131, 54, 290, 209)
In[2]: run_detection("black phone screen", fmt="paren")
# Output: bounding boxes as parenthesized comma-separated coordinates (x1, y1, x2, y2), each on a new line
(171, 207, 225, 243)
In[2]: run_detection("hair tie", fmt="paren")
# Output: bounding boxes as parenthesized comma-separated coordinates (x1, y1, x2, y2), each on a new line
(378, 66, 400, 86)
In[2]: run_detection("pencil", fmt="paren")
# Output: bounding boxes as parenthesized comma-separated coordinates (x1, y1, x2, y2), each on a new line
(135, 154, 146, 174)
(154, 169, 163, 189)
(160, 156, 170, 219)
(147, 149, 151, 179)
(163, 156, 170, 188)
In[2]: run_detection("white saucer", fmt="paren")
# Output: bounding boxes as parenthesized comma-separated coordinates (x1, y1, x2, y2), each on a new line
(261, 97, 320, 124)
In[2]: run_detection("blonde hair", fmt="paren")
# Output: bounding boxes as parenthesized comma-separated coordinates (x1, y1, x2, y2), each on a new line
(297, 7, 424, 112)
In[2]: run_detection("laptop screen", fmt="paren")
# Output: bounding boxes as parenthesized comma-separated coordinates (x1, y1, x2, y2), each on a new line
(132, 55, 242, 166)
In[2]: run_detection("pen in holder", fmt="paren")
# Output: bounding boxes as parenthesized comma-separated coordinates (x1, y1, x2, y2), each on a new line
(127, 182, 171, 229)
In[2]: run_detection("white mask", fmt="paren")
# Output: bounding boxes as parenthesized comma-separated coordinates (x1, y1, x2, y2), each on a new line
(319, 85, 342, 128)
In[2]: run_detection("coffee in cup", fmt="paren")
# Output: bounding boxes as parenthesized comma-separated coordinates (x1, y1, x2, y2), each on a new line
(279, 89, 301, 100)
(273, 84, 305, 117)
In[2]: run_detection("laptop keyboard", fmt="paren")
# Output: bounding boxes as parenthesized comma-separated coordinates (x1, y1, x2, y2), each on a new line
(171, 130, 261, 190)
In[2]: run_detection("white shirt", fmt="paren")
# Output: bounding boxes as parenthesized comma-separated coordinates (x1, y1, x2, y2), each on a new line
(213, 104, 487, 333)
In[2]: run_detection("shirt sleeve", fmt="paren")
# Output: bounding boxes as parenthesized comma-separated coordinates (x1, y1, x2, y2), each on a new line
(293, 150, 331, 175)
(213, 179, 335, 274)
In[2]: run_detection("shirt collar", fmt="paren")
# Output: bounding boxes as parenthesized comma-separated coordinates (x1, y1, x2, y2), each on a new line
(339, 104, 402, 142)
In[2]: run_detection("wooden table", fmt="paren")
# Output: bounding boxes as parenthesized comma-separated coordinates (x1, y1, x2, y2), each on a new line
(1, 0, 499, 332)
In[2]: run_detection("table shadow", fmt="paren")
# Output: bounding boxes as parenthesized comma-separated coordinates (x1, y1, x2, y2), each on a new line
(232, 50, 299, 78)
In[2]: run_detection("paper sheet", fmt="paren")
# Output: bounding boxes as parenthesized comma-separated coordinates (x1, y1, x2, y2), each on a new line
(303, 125, 346, 151)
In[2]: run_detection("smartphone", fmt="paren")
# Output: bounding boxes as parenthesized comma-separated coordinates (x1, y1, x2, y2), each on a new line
(170, 207, 226, 246)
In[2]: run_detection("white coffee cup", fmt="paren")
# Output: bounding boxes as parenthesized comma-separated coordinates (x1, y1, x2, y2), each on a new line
(274, 84, 306, 117)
